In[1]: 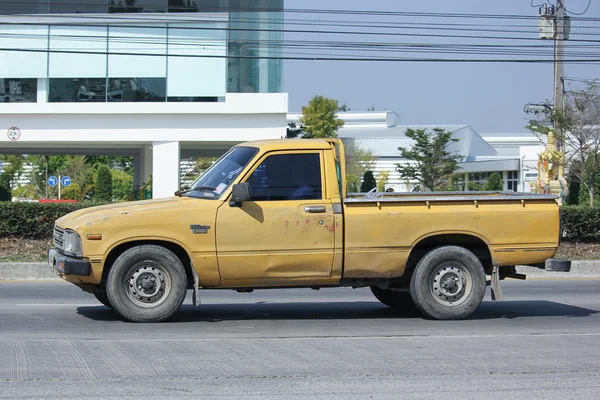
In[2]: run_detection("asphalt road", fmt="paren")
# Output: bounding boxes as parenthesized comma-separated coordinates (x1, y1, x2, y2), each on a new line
(1, 280, 599, 399)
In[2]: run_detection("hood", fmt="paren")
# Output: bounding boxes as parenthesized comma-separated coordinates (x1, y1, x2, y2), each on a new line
(56, 197, 195, 231)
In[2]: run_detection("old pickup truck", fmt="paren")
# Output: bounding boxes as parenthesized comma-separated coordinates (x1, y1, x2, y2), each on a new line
(49, 139, 570, 322)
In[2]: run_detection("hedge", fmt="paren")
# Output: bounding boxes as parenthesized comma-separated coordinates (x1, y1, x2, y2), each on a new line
(1, 201, 599, 244)
(561, 206, 600, 243)
(0, 201, 109, 240)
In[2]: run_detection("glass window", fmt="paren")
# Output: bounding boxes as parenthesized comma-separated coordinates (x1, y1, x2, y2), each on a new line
(49, 78, 106, 102)
(507, 171, 519, 192)
(167, 23, 227, 98)
(167, 96, 220, 102)
(0, 0, 50, 14)
(1, 79, 37, 103)
(108, 26, 167, 78)
(247, 153, 322, 201)
(168, 0, 226, 12)
(50, 0, 108, 13)
(186, 146, 258, 199)
(49, 26, 108, 79)
(0, 25, 49, 78)
(228, 0, 283, 93)
(109, 0, 167, 13)
(108, 78, 166, 102)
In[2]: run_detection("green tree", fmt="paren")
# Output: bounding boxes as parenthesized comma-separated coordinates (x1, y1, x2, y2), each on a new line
(0, 155, 24, 188)
(396, 128, 463, 191)
(526, 79, 600, 207)
(345, 142, 375, 193)
(483, 172, 504, 191)
(299, 95, 345, 138)
(467, 182, 482, 192)
(95, 165, 113, 202)
(286, 122, 304, 139)
(377, 171, 390, 192)
(361, 171, 377, 192)
(0, 173, 11, 201)
(111, 169, 134, 201)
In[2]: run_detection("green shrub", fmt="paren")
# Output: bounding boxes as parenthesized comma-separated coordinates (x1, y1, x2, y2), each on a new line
(561, 206, 600, 243)
(0, 201, 109, 239)
(361, 171, 377, 192)
(483, 172, 504, 191)
(95, 165, 113, 202)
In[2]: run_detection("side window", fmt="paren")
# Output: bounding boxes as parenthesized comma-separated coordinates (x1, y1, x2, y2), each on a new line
(247, 153, 322, 201)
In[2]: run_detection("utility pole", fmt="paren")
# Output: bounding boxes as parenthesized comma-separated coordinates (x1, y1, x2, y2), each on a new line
(553, 0, 565, 158)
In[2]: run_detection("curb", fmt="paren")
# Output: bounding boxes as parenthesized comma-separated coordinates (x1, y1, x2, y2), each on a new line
(0, 262, 60, 281)
(0, 261, 599, 281)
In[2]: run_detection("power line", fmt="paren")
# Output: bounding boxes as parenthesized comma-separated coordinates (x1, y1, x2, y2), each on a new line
(566, 0, 593, 15)
(2, 47, 600, 63)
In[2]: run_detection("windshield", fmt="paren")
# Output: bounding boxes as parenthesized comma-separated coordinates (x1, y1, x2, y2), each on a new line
(184, 146, 258, 199)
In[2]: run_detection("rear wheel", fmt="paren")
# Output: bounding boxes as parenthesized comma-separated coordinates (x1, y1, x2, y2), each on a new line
(410, 246, 486, 320)
(370, 286, 415, 309)
(106, 245, 188, 323)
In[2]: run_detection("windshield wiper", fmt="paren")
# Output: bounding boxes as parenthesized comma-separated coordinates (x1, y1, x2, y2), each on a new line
(175, 186, 217, 197)
(175, 186, 214, 197)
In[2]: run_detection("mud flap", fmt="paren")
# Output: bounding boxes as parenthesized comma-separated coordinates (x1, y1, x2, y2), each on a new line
(190, 262, 201, 307)
(491, 265, 503, 301)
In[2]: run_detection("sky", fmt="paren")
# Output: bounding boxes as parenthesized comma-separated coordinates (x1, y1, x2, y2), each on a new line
(283, 0, 600, 134)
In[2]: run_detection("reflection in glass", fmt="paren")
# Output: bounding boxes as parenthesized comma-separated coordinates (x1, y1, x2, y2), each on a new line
(1, 79, 37, 102)
(49, 78, 106, 102)
(108, 0, 167, 13)
(50, 0, 108, 13)
(228, 0, 283, 93)
(167, 96, 220, 102)
(108, 78, 166, 102)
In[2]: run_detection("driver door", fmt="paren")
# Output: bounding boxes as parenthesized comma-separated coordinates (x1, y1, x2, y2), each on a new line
(216, 151, 335, 284)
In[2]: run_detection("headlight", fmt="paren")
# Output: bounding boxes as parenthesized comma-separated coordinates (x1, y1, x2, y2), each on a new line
(63, 230, 83, 257)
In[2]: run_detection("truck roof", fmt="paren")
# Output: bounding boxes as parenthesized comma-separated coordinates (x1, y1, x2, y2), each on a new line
(238, 139, 335, 151)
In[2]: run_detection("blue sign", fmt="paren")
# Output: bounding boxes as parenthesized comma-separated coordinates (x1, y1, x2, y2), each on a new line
(48, 176, 58, 187)
(61, 176, 72, 187)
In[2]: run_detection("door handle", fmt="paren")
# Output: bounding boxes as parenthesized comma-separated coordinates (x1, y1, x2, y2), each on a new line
(304, 206, 326, 213)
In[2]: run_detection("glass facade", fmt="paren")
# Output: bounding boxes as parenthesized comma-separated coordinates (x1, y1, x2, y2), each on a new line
(1, 79, 37, 102)
(0, 0, 283, 101)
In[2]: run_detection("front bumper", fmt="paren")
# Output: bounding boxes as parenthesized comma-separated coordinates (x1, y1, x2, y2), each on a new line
(48, 248, 91, 276)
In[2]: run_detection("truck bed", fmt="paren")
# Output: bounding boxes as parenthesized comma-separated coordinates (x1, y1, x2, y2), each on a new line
(341, 191, 560, 278)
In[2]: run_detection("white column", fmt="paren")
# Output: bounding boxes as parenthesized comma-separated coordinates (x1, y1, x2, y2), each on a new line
(37, 78, 47, 103)
(152, 141, 180, 199)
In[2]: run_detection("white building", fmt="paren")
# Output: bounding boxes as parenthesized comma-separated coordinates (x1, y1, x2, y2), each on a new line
(0, 0, 287, 198)
(288, 111, 544, 192)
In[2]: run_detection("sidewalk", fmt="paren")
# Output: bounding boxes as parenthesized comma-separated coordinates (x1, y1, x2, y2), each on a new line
(1, 261, 599, 281)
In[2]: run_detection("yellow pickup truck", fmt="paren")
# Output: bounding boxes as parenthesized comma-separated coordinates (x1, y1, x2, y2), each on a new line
(49, 139, 570, 322)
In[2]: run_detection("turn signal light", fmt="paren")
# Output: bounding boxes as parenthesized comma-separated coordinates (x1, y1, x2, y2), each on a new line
(86, 234, 103, 241)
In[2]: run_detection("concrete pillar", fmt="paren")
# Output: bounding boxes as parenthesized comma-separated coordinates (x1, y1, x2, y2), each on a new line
(37, 78, 47, 103)
(152, 141, 180, 199)
(134, 145, 153, 187)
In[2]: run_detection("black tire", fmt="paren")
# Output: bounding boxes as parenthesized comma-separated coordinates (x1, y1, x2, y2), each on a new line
(370, 286, 415, 309)
(106, 245, 188, 323)
(93, 290, 113, 309)
(410, 246, 486, 320)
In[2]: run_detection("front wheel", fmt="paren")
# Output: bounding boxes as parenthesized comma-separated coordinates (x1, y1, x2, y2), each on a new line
(93, 290, 113, 309)
(410, 246, 486, 320)
(370, 286, 415, 309)
(106, 245, 188, 323)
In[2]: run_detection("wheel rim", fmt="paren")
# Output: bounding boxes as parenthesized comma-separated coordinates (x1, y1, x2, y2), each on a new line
(429, 263, 472, 306)
(125, 261, 171, 308)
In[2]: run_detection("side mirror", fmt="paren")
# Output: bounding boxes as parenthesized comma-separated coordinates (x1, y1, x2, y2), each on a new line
(230, 182, 252, 207)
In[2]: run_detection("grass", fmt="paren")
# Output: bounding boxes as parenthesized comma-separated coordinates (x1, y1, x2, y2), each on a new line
(0, 238, 52, 262)
(1, 238, 600, 263)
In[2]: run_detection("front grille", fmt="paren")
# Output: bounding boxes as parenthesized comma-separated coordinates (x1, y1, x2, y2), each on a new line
(53, 225, 65, 251)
